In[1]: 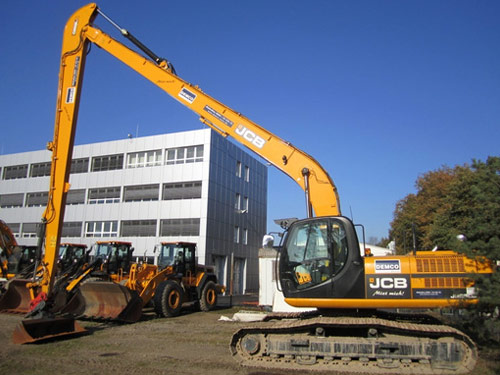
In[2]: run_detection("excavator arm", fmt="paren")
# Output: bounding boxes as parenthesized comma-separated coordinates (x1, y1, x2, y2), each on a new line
(0, 220, 17, 259)
(10, 2, 340, 344)
(38, 2, 340, 300)
(0, 220, 18, 278)
(87, 5, 340, 217)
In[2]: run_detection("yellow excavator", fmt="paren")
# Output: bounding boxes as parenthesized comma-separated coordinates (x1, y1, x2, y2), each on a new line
(12, 3, 494, 373)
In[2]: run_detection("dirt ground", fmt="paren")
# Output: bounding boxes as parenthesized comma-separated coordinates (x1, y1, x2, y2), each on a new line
(0, 306, 498, 375)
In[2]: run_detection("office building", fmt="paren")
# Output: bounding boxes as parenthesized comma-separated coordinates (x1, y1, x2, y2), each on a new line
(0, 129, 267, 293)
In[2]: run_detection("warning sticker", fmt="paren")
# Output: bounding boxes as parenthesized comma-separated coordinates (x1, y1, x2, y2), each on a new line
(178, 88, 196, 104)
(203, 105, 233, 126)
(66, 87, 75, 104)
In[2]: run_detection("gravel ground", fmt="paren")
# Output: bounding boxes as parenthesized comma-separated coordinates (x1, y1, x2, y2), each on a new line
(0, 306, 498, 375)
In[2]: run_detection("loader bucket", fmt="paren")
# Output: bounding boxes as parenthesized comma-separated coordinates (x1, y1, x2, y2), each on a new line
(0, 279, 31, 314)
(64, 281, 143, 323)
(12, 316, 86, 344)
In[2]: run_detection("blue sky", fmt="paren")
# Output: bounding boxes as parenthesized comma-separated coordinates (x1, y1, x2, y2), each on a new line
(1, 1, 499, 243)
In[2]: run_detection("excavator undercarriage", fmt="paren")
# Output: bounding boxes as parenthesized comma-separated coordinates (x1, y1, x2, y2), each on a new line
(230, 312, 477, 374)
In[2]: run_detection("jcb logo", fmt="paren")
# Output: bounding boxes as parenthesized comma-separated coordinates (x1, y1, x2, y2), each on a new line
(369, 277, 408, 289)
(235, 125, 266, 149)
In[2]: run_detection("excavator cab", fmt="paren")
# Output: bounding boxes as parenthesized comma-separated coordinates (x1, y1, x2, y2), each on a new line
(278, 216, 365, 300)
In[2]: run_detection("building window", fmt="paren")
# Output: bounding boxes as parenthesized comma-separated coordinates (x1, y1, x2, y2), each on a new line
(243, 228, 248, 245)
(166, 145, 203, 165)
(25, 192, 48, 207)
(6, 223, 20, 237)
(160, 218, 200, 236)
(123, 184, 159, 202)
(62, 222, 83, 237)
(2, 164, 28, 180)
(121, 220, 157, 237)
(30, 162, 51, 178)
(21, 222, 40, 238)
(85, 221, 118, 237)
(162, 181, 202, 200)
(126, 150, 162, 168)
(236, 161, 242, 177)
(244, 166, 250, 182)
(243, 196, 249, 212)
(66, 189, 86, 205)
(71, 158, 89, 174)
(88, 187, 121, 204)
(0, 193, 24, 208)
(234, 226, 240, 243)
(91, 154, 123, 172)
(212, 255, 227, 287)
(234, 193, 241, 210)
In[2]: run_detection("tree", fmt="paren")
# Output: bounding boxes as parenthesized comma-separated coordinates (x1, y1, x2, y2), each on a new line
(389, 167, 456, 254)
(388, 156, 499, 343)
(376, 237, 391, 248)
(429, 157, 500, 343)
(430, 157, 500, 263)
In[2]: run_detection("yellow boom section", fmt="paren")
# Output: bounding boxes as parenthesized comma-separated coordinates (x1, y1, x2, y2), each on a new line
(81, 6, 340, 217)
(39, 5, 97, 295)
(40, 3, 340, 295)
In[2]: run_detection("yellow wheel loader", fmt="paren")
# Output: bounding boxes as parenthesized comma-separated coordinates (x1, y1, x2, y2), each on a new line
(124, 242, 224, 317)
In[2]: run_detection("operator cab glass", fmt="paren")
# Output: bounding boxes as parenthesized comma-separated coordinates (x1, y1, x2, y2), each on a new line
(95, 243, 112, 259)
(279, 216, 364, 299)
(94, 242, 132, 273)
(158, 243, 183, 268)
(158, 243, 196, 274)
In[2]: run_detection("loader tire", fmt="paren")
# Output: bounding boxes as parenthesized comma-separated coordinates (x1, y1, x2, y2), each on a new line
(199, 280, 217, 312)
(153, 280, 183, 317)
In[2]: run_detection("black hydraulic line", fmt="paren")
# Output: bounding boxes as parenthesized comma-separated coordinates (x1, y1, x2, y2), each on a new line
(96, 7, 176, 74)
(302, 168, 313, 218)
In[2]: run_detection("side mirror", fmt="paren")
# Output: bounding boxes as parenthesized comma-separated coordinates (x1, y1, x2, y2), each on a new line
(262, 234, 274, 249)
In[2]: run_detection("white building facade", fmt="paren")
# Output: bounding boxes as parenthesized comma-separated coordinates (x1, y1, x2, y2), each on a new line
(0, 129, 267, 294)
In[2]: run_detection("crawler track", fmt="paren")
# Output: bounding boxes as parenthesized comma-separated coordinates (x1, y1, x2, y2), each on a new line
(230, 314, 476, 374)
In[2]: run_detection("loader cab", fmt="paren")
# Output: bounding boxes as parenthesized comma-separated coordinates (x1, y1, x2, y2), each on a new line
(16, 246, 37, 275)
(278, 216, 365, 300)
(58, 243, 88, 273)
(157, 242, 196, 275)
(3, 245, 37, 276)
(94, 241, 134, 275)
